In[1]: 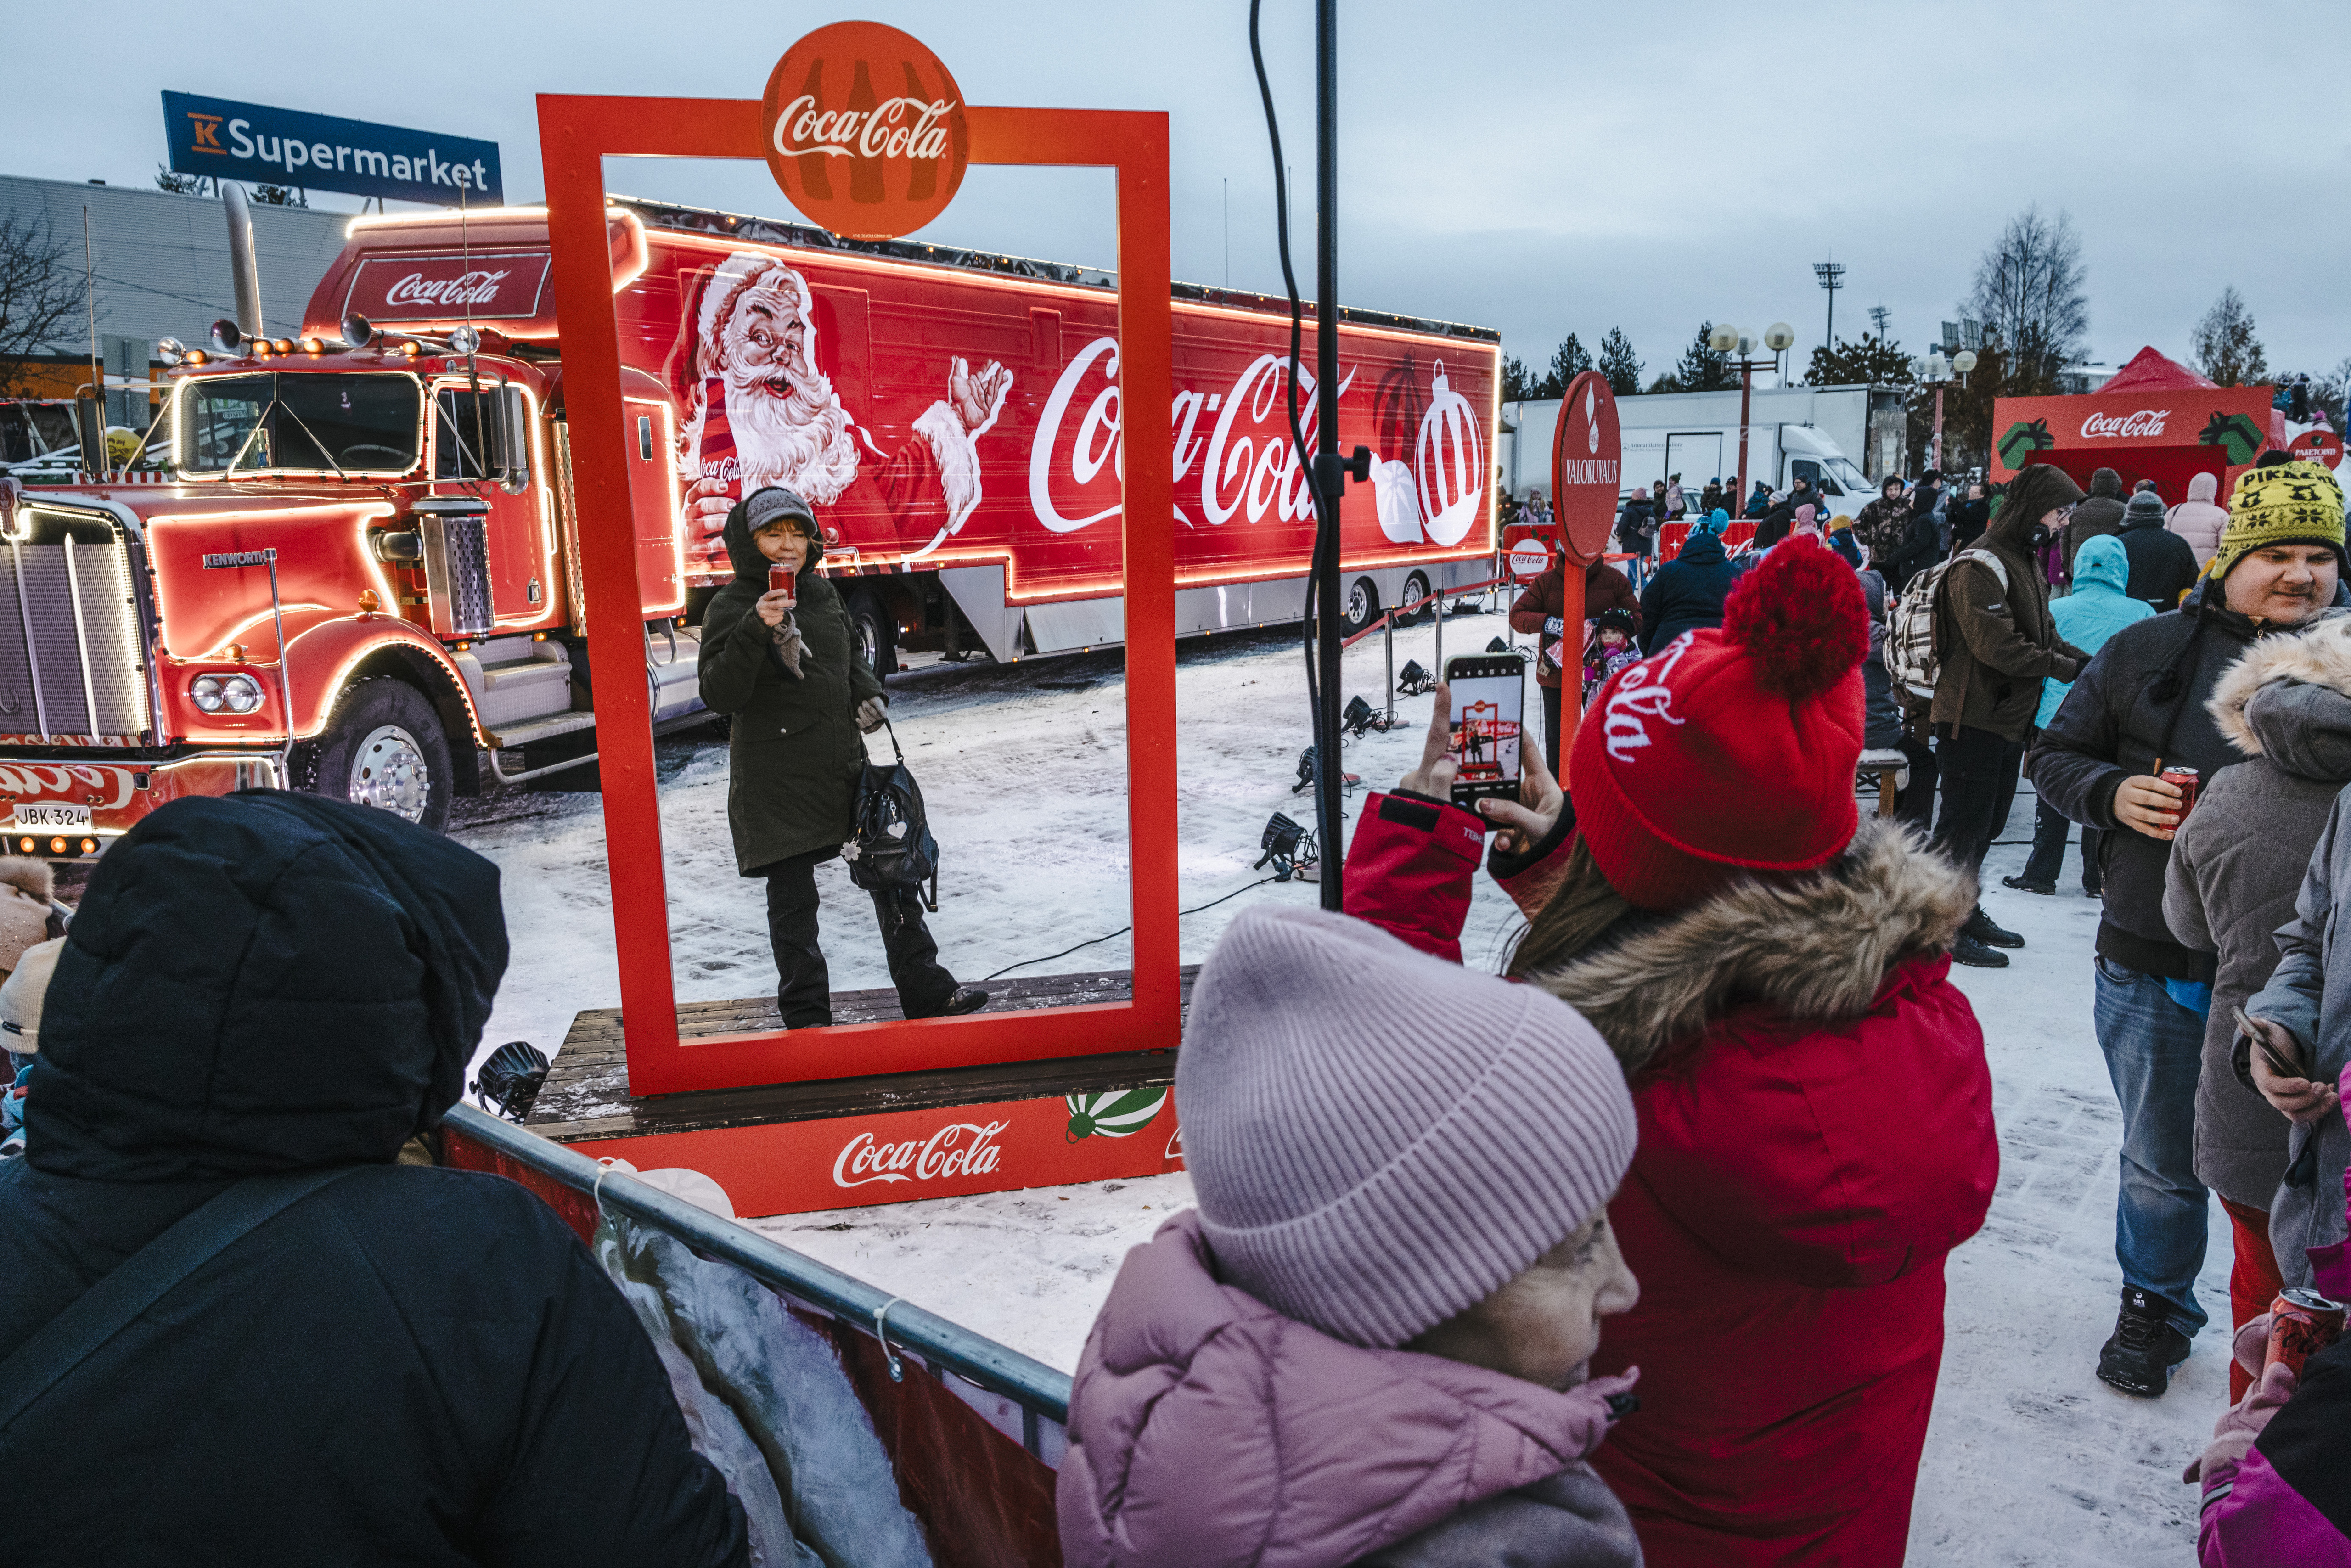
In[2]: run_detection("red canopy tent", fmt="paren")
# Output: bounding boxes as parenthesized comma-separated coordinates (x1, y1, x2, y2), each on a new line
(1989, 346, 2286, 505)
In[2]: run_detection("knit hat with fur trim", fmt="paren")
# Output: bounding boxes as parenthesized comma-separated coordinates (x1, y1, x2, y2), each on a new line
(2212, 455, 2346, 582)
(1177, 905, 1636, 1349)
(1571, 535, 1870, 911)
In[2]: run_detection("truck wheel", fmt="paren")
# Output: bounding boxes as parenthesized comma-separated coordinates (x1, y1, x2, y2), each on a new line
(1403, 571, 1433, 622)
(1340, 576, 1380, 637)
(846, 587, 897, 678)
(292, 677, 453, 832)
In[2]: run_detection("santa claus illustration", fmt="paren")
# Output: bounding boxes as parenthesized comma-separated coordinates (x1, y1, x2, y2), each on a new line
(674, 251, 1013, 567)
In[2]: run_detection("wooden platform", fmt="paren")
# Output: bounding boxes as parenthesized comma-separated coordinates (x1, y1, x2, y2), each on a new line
(526, 966, 1199, 1144)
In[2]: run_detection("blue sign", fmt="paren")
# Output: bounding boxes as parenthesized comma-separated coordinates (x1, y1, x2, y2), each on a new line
(161, 92, 502, 207)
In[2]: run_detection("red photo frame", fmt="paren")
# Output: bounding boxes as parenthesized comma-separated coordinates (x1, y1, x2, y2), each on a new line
(537, 92, 1178, 1097)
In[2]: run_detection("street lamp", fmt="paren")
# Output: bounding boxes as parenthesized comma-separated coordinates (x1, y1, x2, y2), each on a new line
(1912, 348, 1978, 472)
(1713, 321, 1796, 508)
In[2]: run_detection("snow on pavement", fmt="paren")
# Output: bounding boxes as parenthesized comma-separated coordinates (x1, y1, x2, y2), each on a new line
(453, 607, 2234, 1566)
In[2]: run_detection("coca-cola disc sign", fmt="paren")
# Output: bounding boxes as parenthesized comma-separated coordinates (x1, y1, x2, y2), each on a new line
(762, 22, 971, 240)
(1551, 370, 1621, 567)
(344, 251, 552, 322)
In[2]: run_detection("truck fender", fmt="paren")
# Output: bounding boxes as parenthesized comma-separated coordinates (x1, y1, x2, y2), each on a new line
(285, 619, 486, 794)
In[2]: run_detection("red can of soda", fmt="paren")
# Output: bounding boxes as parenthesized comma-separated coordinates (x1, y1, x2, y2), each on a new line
(2266, 1287, 2347, 1379)
(2160, 764, 2200, 821)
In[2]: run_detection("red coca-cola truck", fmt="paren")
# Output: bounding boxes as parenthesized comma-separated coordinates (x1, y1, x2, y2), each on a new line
(0, 196, 1497, 851)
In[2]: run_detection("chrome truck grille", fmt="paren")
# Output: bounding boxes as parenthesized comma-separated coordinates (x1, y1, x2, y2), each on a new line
(0, 536, 151, 741)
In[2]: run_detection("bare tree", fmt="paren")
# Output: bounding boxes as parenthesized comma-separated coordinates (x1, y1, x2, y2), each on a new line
(0, 213, 84, 399)
(155, 165, 213, 197)
(1967, 206, 2089, 395)
(2192, 287, 2269, 387)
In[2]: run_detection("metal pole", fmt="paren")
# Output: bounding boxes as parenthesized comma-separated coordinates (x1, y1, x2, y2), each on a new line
(1735, 360, 1753, 507)
(1933, 384, 1945, 472)
(223, 184, 263, 339)
(1434, 584, 1444, 680)
(1311, 0, 1344, 912)
(1384, 611, 1395, 725)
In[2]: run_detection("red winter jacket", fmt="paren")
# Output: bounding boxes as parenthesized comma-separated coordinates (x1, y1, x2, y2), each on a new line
(1344, 792, 1997, 1568)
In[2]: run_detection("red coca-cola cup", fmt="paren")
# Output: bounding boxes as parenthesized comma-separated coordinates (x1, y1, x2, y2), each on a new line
(769, 562, 796, 599)
(2160, 765, 2199, 821)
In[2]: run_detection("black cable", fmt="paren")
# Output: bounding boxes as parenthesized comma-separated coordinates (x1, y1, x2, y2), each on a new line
(1249, 0, 1338, 838)
(979, 876, 1283, 984)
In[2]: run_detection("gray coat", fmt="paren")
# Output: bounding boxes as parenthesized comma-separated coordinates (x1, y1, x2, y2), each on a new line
(2246, 777, 2351, 1287)
(2165, 617, 2351, 1208)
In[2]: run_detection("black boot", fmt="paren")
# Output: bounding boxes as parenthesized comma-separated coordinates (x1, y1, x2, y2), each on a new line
(1964, 905, 2025, 949)
(2096, 1287, 2193, 1397)
(1949, 933, 2010, 968)
(938, 985, 990, 1017)
(2001, 873, 2056, 896)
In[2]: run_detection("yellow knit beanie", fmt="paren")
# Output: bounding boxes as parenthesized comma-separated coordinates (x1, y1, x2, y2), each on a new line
(2210, 457, 2346, 581)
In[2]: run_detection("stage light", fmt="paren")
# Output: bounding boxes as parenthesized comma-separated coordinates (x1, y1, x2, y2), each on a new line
(1341, 694, 1395, 736)
(1293, 745, 1361, 795)
(471, 1040, 552, 1124)
(1397, 659, 1436, 695)
(1486, 636, 1512, 654)
(1253, 811, 1320, 883)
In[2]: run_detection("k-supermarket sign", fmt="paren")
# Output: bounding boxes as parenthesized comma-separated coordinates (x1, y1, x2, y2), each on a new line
(162, 92, 502, 207)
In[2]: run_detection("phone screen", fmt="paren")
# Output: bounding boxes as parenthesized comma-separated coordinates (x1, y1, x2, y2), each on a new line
(1444, 653, 1525, 807)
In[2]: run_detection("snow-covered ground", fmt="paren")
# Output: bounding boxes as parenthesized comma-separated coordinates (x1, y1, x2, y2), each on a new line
(451, 606, 2233, 1568)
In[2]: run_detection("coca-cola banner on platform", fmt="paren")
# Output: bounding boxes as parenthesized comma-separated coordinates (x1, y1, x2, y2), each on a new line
(1551, 370, 1622, 568)
(762, 22, 971, 241)
(344, 251, 552, 322)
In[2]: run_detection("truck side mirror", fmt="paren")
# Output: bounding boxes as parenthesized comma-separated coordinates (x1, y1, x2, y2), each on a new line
(496, 386, 531, 495)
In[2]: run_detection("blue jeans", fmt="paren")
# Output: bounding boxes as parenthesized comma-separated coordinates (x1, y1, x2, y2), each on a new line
(2092, 957, 2211, 1335)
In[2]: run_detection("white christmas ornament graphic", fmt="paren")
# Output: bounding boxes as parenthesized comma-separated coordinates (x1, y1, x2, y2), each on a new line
(1586, 382, 1600, 455)
(1415, 361, 1486, 546)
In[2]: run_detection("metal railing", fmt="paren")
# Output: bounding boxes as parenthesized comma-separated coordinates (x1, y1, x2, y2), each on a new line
(443, 1103, 1074, 1424)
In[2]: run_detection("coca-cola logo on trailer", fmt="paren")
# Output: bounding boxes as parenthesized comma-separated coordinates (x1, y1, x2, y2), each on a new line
(1030, 338, 1484, 545)
(2080, 409, 2170, 440)
(762, 22, 971, 241)
(345, 252, 551, 322)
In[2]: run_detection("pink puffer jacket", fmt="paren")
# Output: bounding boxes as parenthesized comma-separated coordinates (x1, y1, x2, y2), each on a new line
(2168, 471, 2229, 568)
(1057, 1211, 1639, 1568)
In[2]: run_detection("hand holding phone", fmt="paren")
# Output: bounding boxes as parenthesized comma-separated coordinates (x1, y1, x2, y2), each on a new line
(2238, 1006, 2340, 1125)
(1442, 653, 1526, 809)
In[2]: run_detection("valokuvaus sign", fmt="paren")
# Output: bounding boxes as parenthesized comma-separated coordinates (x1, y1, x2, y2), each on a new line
(162, 91, 503, 206)
(760, 22, 970, 239)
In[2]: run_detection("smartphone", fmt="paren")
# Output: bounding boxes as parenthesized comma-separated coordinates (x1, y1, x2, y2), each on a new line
(2235, 1005, 2304, 1080)
(1443, 652, 1526, 809)
(768, 562, 796, 599)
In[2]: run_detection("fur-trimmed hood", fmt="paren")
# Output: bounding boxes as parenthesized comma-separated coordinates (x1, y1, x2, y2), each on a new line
(1519, 821, 1973, 1072)
(2209, 611, 2351, 766)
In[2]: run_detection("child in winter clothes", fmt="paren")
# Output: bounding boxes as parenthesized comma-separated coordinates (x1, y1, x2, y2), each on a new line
(1344, 538, 1998, 1567)
(1058, 905, 1648, 1568)
(1583, 608, 1639, 707)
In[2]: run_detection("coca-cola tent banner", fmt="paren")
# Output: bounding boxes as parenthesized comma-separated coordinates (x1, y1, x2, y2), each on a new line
(1990, 346, 2281, 503)
(1550, 370, 1622, 568)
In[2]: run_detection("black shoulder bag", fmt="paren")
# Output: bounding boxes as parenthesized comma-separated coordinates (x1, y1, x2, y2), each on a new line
(844, 720, 941, 914)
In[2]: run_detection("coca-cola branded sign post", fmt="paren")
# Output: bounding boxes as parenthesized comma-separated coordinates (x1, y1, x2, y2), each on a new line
(762, 21, 971, 240)
(2293, 427, 2345, 470)
(1550, 370, 1622, 568)
(344, 251, 552, 322)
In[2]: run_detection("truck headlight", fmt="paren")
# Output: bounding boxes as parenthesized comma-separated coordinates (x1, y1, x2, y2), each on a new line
(190, 673, 265, 714)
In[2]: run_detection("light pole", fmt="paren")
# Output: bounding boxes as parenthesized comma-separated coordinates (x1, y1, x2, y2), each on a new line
(1911, 348, 1978, 472)
(1710, 321, 1798, 506)
(1814, 260, 1845, 355)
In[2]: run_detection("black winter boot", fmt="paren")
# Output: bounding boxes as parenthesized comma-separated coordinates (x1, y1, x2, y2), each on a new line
(1949, 933, 2011, 968)
(2096, 1287, 2193, 1397)
(1964, 906, 2025, 949)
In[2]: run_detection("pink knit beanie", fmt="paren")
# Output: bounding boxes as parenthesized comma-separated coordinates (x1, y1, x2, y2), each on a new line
(1176, 905, 1636, 1349)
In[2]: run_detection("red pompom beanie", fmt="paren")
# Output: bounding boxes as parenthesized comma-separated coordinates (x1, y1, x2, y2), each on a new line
(1570, 536, 1870, 912)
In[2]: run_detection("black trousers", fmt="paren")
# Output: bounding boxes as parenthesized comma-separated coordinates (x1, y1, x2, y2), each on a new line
(2021, 798, 2105, 890)
(762, 849, 959, 1028)
(1541, 682, 1563, 780)
(1892, 731, 1939, 834)
(1929, 724, 2025, 886)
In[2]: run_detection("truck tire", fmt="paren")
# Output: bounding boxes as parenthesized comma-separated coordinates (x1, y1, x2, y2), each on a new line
(846, 586, 897, 678)
(1403, 570, 1433, 622)
(292, 676, 453, 832)
(1341, 576, 1380, 637)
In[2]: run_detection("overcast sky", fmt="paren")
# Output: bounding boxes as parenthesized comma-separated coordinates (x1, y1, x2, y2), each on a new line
(11, 0, 2345, 381)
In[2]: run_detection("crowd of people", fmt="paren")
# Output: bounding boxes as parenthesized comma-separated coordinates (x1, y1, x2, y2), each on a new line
(14, 443, 2351, 1563)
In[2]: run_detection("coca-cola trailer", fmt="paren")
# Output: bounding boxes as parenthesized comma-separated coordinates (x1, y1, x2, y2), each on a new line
(0, 194, 1496, 853)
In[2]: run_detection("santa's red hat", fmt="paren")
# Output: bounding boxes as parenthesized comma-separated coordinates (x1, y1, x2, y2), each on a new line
(1570, 537, 1869, 912)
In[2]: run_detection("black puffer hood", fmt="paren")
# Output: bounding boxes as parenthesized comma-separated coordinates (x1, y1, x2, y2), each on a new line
(720, 492, 821, 589)
(1991, 465, 2085, 551)
(2089, 466, 2123, 499)
(28, 792, 508, 1181)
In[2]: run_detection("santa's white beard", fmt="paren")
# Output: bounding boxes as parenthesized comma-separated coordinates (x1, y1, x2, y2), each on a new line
(725, 365, 861, 506)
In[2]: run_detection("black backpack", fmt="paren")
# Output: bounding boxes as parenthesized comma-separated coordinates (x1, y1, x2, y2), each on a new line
(844, 721, 940, 912)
